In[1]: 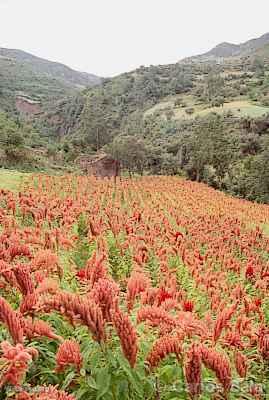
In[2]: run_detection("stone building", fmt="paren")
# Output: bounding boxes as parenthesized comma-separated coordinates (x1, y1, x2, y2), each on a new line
(77, 153, 120, 178)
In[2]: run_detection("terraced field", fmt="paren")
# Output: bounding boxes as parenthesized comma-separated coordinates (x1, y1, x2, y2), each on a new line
(145, 96, 269, 121)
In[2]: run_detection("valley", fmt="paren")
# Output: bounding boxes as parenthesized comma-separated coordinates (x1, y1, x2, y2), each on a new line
(1, 23, 269, 400)
(1, 32, 269, 202)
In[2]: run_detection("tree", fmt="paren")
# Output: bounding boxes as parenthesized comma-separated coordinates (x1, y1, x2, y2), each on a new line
(212, 96, 225, 107)
(106, 135, 147, 175)
(0, 112, 17, 143)
(184, 115, 239, 186)
(6, 131, 25, 147)
(80, 98, 108, 151)
(252, 57, 265, 77)
(204, 71, 225, 102)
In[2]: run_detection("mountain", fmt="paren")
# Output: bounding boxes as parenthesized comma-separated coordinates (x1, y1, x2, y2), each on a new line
(0, 47, 101, 115)
(42, 32, 269, 139)
(182, 32, 269, 63)
(68, 36, 269, 203)
(0, 48, 101, 88)
(251, 42, 269, 60)
(35, 32, 269, 140)
(1, 35, 269, 203)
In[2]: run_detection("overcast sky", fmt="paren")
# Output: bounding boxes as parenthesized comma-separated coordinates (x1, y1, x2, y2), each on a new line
(0, 0, 269, 77)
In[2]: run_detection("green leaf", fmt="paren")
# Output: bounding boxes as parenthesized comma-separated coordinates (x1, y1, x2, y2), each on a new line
(159, 364, 176, 384)
(75, 386, 91, 400)
(117, 354, 144, 397)
(86, 375, 98, 390)
(115, 379, 129, 399)
(96, 368, 111, 400)
(62, 370, 76, 390)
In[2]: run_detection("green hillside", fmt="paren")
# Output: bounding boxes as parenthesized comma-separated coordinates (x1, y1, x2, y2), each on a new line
(0, 48, 101, 115)
(146, 98, 269, 120)
(0, 48, 101, 88)
(0, 56, 74, 113)
(1, 34, 269, 203)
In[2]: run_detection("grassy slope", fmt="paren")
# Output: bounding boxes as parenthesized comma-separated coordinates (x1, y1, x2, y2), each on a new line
(196, 100, 269, 118)
(145, 95, 269, 121)
(0, 169, 29, 191)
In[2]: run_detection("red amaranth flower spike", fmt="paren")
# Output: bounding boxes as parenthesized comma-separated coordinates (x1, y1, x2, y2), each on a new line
(156, 287, 173, 306)
(22, 318, 63, 341)
(90, 278, 119, 322)
(245, 264, 255, 279)
(126, 270, 150, 312)
(113, 307, 138, 368)
(8, 243, 32, 262)
(40, 292, 105, 342)
(184, 343, 202, 399)
(76, 269, 86, 280)
(137, 306, 177, 331)
(200, 344, 232, 393)
(36, 278, 59, 295)
(177, 311, 209, 338)
(0, 341, 38, 387)
(223, 331, 244, 350)
(84, 251, 108, 288)
(56, 340, 82, 373)
(20, 292, 38, 315)
(234, 350, 248, 378)
(15, 385, 76, 400)
(0, 260, 18, 287)
(31, 249, 62, 278)
(146, 334, 182, 370)
(13, 264, 34, 296)
(258, 325, 269, 361)
(249, 384, 264, 400)
(183, 300, 195, 312)
(213, 304, 236, 343)
(0, 296, 23, 344)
